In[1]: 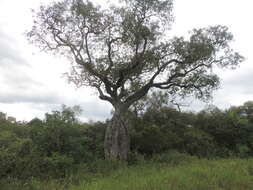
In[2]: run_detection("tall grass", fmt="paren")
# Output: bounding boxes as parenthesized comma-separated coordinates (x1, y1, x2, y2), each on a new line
(1, 158, 253, 190)
(69, 158, 253, 190)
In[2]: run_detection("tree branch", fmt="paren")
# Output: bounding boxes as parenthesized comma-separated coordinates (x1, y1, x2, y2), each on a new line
(151, 62, 208, 88)
(94, 84, 113, 104)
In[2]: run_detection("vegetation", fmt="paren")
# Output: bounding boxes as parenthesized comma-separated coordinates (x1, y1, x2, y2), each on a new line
(27, 0, 243, 160)
(0, 0, 248, 189)
(1, 158, 253, 190)
(1, 100, 253, 189)
(70, 158, 253, 190)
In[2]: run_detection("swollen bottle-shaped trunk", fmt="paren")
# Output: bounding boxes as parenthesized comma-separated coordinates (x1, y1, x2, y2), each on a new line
(104, 107, 130, 160)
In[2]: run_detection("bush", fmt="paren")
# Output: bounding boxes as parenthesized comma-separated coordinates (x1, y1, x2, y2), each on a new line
(151, 150, 196, 165)
(236, 144, 251, 158)
(0, 148, 16, 178)
(87, 159, 127, 174)
(182, 128, 216, 158)
(127, 152, 145, 165)
(43, 152, 74, 178)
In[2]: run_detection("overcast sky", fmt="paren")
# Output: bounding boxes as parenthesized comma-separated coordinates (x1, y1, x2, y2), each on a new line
(0, 0, 253, 122)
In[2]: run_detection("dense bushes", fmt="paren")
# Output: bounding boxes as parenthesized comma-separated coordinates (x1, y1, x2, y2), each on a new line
(151, 150, 197, 165)
(0, 106, 106, 179)
(1, 101, 253, 180)
(130, 103, 253, 158)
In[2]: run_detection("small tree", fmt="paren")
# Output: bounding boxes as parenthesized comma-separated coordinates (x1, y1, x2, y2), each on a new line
(27, 0, 243, 160)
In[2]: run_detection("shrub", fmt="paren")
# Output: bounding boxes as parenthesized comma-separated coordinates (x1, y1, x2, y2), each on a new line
(182, 128, 216, 158)
(0, 148, 16, 178)
(127, 152, 145, 165)
(151, 150, 196, 165)
(43, 153, 74, 178)
(87, 159, 127, 174)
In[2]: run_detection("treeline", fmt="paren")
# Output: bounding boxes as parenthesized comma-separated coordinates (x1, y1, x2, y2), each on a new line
(1, 101, 253, 179)
(130, 102, 253, 158)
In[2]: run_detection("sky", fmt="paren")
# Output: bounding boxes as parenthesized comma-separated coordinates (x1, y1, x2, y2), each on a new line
(0, 0, 253, 122)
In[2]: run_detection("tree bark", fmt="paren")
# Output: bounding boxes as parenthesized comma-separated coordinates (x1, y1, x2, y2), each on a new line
(104, 107, 130, 161)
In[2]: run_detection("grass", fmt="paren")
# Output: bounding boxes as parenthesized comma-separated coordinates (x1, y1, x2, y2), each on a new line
(69, 158, 253, 190)
(1, 158, 253, 190)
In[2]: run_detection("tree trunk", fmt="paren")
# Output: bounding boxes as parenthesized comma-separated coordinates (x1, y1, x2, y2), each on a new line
(104, 107, 130, 161)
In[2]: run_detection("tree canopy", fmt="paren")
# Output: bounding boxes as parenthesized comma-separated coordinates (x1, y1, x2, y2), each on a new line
(27, 0, 243, 111)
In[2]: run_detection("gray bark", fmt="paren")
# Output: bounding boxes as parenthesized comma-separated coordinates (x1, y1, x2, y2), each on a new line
(104, 107, 130, 160)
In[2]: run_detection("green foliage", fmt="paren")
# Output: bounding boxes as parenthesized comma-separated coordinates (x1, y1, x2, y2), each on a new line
(1, 100, 253, 183)
(129, 99, 253, 159)
(69, 158, 253, 190)
(131, 106, 186, 155)
(194, 106, 253, 157)
(0, 105, 105, 180)
(151, 150, 197, 165)
(0, 147, 16, 178)
(87, 159, 127, 174)
(1, 158, 253, 190)
(182, 127, 215, 158)
(127, 152, 145, 165)
(43, 153, 74, 178)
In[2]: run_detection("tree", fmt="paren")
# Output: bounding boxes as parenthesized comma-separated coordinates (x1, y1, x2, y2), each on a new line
(45, 105, 82, 124)
(27, 0, 243, 160)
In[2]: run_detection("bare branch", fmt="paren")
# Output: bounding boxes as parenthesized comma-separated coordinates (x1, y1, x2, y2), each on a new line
(94, 84, 113, 103)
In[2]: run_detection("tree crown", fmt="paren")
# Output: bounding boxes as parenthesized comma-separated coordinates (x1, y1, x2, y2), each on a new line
(27, 0, 244, 110)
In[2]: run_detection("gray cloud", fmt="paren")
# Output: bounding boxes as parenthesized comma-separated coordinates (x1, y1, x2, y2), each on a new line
(175, 63, 253, 113)
(1, 0, 253, 122)
(0, 27, 62, 106)
(0, 29, 28, 67)
(0, 91, 60, 104)
(0, 27, 38, 93)
(0, 12, 111, 121)
(222, 70, 253, 95)
(79, 101, 112, 121)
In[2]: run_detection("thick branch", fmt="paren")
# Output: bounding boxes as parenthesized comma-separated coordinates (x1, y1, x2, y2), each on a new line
(106, 37, 122, 72)
(149, 59, 184, 84)
(124, 83, 152, 109)
(94, 84, 113, 104)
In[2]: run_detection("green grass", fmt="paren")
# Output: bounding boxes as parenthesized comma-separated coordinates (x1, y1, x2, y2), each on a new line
(1, 158, 253, 190)
(69, 159, 253, 190)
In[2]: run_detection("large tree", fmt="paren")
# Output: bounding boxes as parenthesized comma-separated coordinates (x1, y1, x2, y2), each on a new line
(27, 0, 243, 160)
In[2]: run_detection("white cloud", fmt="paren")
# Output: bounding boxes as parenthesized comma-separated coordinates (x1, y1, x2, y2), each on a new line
(0, 0, 253, 121)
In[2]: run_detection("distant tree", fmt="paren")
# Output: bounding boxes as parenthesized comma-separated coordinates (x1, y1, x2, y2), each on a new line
(28, 118, 43, 126)
(27, 0, 243, 160)
(45, 105, 82, 124)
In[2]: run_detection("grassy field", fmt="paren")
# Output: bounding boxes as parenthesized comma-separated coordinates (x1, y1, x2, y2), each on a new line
(1, 158, 253, 190)
(69, 159, 253, 190)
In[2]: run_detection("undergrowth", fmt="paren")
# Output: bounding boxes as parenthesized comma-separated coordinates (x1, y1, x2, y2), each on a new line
(1, 156, 253, 190)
